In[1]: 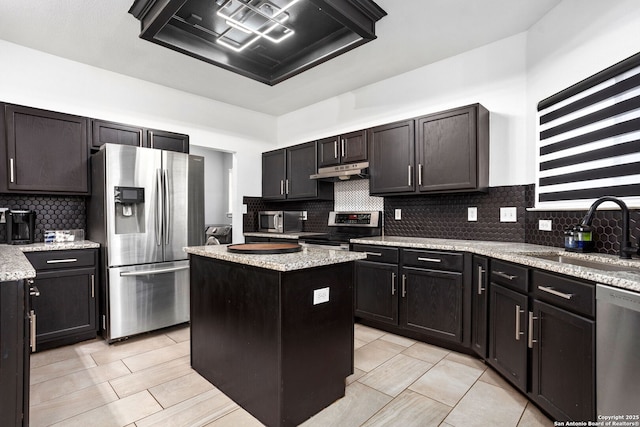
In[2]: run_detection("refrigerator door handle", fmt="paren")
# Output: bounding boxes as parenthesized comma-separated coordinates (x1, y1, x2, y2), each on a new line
(119, 265, 190, 277)
(155, 169, 162, 246)
(163, 169, 170, 246)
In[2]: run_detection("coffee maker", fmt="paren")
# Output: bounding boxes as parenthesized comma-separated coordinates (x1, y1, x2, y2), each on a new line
(7, 210, 36, 244)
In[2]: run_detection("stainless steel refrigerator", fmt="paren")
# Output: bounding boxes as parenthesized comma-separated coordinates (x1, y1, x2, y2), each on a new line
(88, 144, 204, 342)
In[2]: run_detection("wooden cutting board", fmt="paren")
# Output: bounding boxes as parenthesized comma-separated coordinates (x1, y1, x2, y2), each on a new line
(227, 243, 302, 254)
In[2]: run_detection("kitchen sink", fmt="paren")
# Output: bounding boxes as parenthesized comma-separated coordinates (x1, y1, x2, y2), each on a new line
(526, 253, 638, 272)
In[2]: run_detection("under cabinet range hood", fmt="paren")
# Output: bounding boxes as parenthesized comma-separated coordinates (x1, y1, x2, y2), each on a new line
(310, 161, 369, 181)
(128, 0, 387, 85)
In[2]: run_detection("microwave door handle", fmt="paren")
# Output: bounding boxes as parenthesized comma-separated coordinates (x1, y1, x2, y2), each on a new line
(273, 215, 279, 232)
(163, 169, 170, 246)
(155, 169, 162, 246)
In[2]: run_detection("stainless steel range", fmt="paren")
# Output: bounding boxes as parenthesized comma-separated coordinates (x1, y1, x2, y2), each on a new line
(299, 211, 381, 251)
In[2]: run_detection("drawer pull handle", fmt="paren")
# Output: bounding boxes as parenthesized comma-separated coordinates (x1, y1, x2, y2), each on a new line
(91, 275, 95, 299)
(494, 271, 517, 280)
(538, 285, 573, 300)
(418, 257, 441, 263)
(528, 311, 538, 349)
(515, 305, 524, 340)
(402, 274, 407, 298)
(365, 252, 382, 257)
(46, 258, 78, 264)
(391, 272, 396, 295)
(477, 266, 485, 295)
(30, 310, 37, 352)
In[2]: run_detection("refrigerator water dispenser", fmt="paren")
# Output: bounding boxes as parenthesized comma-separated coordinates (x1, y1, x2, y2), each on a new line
(114, 186, 145, 234)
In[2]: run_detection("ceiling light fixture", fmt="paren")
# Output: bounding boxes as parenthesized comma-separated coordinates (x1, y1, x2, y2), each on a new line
(215, 0, 298, 52)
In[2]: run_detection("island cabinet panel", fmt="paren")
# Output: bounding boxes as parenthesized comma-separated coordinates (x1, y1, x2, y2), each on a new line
(190, 255, 354, 427)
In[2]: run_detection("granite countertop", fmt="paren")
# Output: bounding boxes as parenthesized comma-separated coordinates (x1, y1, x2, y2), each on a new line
(185, 244, 366, 272)
(0, 240, 100, 282)
(244, 232, 328, 240)
(351, 236, 640, 292)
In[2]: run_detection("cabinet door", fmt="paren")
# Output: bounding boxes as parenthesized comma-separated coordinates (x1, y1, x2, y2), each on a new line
(317, 136, 340, 167)
(401, 267, 463, 343)
(4, 104, 89, 194)
(354, 261, 398, 325)
(91, 120, 144, 151)
(488, 283, 528, 391)
(368, 120, 415, 195)
(262, 149, 287, 200)
(471, 255, 489, 358)
(31, 267, 97, 351)
(416, 105, 477, 193)
(530, 300, 594, 421)
(341, 130, 367, 164)
(147, 129, 189, 153)
(286, 142, 318, 200)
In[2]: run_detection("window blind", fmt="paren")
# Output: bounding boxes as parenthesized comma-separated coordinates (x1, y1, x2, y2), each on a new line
(536, 52, 640, 209)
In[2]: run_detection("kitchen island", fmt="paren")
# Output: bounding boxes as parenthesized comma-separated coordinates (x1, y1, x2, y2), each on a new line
(184, 245, 366, 427)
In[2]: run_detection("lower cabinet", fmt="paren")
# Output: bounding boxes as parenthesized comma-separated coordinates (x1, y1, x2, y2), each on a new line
(354, 260, 398, 325)
(25, 249, 98, 351)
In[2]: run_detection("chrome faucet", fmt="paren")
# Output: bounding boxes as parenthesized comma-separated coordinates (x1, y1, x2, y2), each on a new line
(580, 196, 639, 259)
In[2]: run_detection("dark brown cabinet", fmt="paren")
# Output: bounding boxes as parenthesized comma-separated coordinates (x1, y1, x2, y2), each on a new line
(25, 249, 98, 351)
(2, 104, 89, 194)
(91, 120, 145, 151)
(262, 142, 333, 201)
(471, 255, 489, 358)
(0, 279, 30, 426)
(147, 129, 189, 153)
(369, 104, 489, 196)
(317, 130, 367, 167)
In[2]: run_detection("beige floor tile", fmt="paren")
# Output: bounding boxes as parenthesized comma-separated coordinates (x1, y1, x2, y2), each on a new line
(354, 339, 406, 372)
(354, 324, 387, 343)
(444, 380, 528, 427)
(444, 351, 487, 370)
(401, 341, 450, 364)
(30, 338, 108, 369)
(300, 382, 392, 427)
(165, 324, 191, 343)
(90, 334, 177, 365)
(29, 382, 119, 427)
(109, 355, 193, 398)
(355, 337, 368, 349)
(135, 388, 238, 427)
(347, 367, 367, 385)
(409, 359, 484, 406)
(204, 407, 265, 427)
(378, 333, 416, 347)
(122, 340, 190, 372)
(149, 371, 216, 408)
(362, 389, 452, 427)
(50, 390, 162, 427)
(359, 354, 433, 397)
(518, 402, 554, 427)
(30, 354, 97, 385)
(30, 360, 130, 405)
(478, 367, 514, 390)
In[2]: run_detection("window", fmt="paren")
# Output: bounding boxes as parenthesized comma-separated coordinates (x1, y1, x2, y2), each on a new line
(536, 52, 640, 209)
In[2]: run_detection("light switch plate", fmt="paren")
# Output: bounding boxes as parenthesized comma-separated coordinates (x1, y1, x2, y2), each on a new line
(313, 287, 330, 305)
(467, 207, 478, 222)
(302, 211, 308, 220)
(242, 204, 248, 214)
(539, 219, 553, 231)
(394, 209, 402, 220)
(500, 207, 517, 222)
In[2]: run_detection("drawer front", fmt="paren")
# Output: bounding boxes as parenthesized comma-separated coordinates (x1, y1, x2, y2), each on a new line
(401, 249, 463, 272)
(490, 260, 529, 293)
(351, 244, 399, 264)
(26, 249, 96, 271)
(532, 270, 595, 317)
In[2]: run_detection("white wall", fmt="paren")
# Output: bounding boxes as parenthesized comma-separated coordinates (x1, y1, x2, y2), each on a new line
(189, 146, 233, 225)
(0, 39, 278, 242)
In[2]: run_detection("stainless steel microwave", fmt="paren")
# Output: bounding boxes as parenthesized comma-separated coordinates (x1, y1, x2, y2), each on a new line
(258, 211, 303, 233)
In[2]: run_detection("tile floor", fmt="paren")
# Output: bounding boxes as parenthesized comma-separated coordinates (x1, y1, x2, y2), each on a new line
(29, 323, 554, 427)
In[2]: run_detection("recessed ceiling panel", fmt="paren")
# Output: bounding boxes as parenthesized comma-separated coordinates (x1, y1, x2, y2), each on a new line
(129, 0, 387, 85)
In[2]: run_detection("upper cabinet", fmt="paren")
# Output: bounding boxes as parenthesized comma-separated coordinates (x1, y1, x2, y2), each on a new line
(147, 129, 189, 153)
(262, 142, 333, 201)
(1, 104, 89, 195)
(317, 130, 368, 168)
(369, 104, 489, 196)
(91, 120, 189, 154)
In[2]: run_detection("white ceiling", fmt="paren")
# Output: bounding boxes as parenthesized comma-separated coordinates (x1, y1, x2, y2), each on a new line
(0, 0, 562, 116)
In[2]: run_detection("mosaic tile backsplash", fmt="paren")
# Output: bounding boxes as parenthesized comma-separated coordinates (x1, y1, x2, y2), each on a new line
(0, 194, 86, 243)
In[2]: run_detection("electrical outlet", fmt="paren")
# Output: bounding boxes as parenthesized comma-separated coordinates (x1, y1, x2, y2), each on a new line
(500, 207, 517, 223)
(395, 209, 402, 220)
(313, 287, 330, 305)
(467, 207, 478, 222)
(241, 204, 248, 214)
(302, 211, 308, 220)
(539, 219, 553, 231)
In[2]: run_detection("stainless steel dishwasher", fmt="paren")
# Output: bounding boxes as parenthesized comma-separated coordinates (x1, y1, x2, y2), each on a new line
(596, 284, 640, 418)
